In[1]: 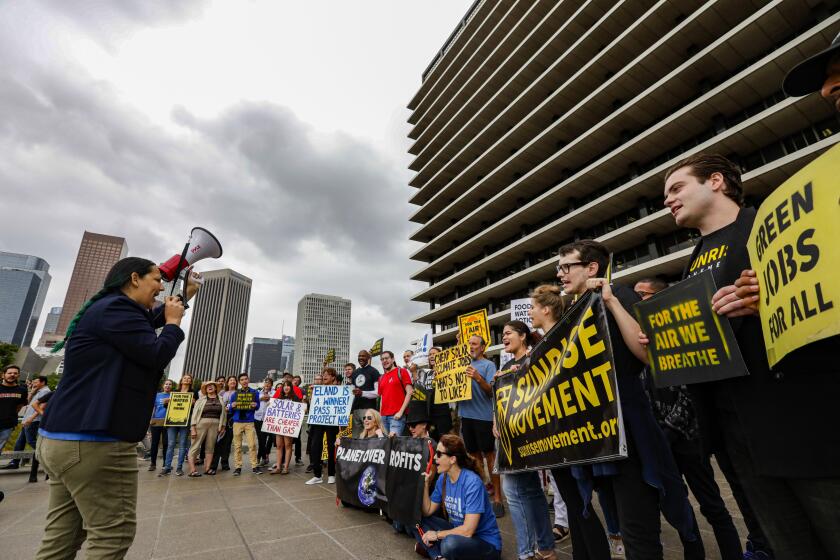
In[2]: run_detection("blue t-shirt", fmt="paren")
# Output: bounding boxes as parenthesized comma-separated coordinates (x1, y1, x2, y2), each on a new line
(152, 392, 169, 420)
(457, 358, 496, 421)
(431, 468, 501, 550)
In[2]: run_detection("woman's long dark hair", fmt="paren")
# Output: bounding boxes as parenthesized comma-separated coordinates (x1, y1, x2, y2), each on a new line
(439, 434, 478, 474)
(277, 380, 299, 402)
(53, 257, 157, 352)
(504, 320, 541, 348)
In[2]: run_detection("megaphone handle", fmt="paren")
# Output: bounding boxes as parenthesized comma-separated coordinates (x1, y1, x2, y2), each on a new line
(169, 242, 191, 297)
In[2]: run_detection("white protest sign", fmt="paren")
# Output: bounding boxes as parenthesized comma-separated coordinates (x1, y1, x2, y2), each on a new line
(411, 330, 434, 367)
(308, 385, 354, 426)
(510, 298, 533, 327)
(261, 399, 306, 438)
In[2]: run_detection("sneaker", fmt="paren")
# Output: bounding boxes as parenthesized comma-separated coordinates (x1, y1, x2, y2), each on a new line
(608, 534, 625, 559)
(305, 476, 323, 485)
(158, 468, 171, 477)
(221, 465, 230, 471)
(327, 476, 335, 484)
(175, 469, 184, 477)
(147, 465, 156, 472)
(1, 463, 19, 470)
(253, 467, 263, 475)
(492, 501, 505, 518)
(295, 458, 303, 465)
(553, 524, 570, 542)
(233, 468, 242, 476)
(305, 464, 314, 473)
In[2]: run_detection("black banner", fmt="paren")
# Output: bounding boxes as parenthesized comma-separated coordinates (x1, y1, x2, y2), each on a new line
(495, 292, 626, 472)
(385, 437, 434, 525)
(633, 272, 749, 388)
(336, 437, 389, 510)
(336, 436, 433, 524)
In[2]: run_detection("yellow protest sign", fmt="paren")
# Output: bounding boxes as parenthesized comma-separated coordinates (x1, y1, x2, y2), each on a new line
(457, 309, 490, 346)
(322, 432, 328, 461)
(433, 344, 473, 403)
(748, 144, 840, 367)
(164, 392, 193, 427)
(370, 338, 384, 356)
(324, 348, 336, 364)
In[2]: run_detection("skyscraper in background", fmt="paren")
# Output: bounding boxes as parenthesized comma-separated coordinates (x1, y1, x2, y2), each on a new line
(292, 294, 350, 384)
(244, 337, 283, 379)
(280, 335, 294, 372)
(0, 252, 51, 347)
(55, 231, 127, 339)
(182, 269, 251, 382)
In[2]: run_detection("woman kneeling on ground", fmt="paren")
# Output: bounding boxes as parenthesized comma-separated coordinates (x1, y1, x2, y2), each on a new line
(414, 434, 502, 560)
(359, 409, 385, 439)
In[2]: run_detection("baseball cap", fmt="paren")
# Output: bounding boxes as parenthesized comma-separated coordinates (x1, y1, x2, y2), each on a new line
(783, 31, 840, 96)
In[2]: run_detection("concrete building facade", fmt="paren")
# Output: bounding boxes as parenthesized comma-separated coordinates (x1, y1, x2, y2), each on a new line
(182, 269, 252, 382)
(292, 294, 351, 384)
(55, 231, 127, 339)
(406, 0, 840, 354)
(0, 252, 51, 347)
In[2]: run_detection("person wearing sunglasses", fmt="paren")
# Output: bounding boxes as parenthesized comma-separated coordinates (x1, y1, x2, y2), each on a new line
(359, 409, 385, 439)
(415, 434, 502, 560)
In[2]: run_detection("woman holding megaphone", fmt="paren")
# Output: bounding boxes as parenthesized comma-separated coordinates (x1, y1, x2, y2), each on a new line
(35, 257, 201, 559)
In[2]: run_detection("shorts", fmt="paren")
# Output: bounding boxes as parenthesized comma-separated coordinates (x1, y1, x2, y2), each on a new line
(460, 417, 494, 454)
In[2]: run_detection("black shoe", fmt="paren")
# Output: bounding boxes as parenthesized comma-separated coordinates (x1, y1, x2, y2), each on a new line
(233, 468, 241, 476)
(221, 465, 230, 471)
(158, 467, 172, 477)
(1, 463, 19, 470)
(28, 476, 37, 483)
(252, 467, 263, 475)
(305, 464, 314, 473)
(148, 465, 156, 472)
(295, 458, 303, 465)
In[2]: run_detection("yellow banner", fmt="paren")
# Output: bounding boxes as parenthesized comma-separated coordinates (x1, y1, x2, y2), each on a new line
(324, 348, 336, 364)
(457, 309, 490, 346)
(747, 144, 840, 367)
(433, 344, 473, 403)
(164, 392, 193, 427)
(370, 338, 384, 356)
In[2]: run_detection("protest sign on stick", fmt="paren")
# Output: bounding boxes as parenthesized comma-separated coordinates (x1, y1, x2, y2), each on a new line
(457, 309, 490, 346)
(495, 292, 626, 472)
(164, 392, 193, 428)
(634, 272, 749, 388)
(433, 344, 472, 403)
(261, 399, 306, 438)
(369, 338, 384, 357)
(747, 144, 840, 367)
(308, 385, 354, 426)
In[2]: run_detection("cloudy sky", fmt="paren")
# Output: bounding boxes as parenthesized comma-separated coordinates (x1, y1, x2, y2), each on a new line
(1, 0, 473, 375)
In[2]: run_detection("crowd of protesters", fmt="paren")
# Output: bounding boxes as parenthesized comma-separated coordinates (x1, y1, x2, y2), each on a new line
(2, 38, 839, 560)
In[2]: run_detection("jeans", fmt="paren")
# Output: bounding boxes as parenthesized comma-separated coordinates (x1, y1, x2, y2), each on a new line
(165, 427, 189, 470)
(414, 515, 501, 560)
(502, 471, 555, 558)
(382, 414, 405, 436)
(672, 437, 742, 560)
(36, 438, 138, 559)
(10, 422, 39, 466)
(550, 467, 610, 560)
(719, 408, 840, 559)
(148, 425, 167, 467)
(596, 482, 621, 536)
(0, 426, 13, 450)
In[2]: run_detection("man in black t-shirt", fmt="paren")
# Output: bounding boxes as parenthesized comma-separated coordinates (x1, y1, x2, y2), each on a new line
(349, 350, 380, 438)
(661, 153, 840, 558)
(558, 240, 703, 559)
(0, 365, 27, 456)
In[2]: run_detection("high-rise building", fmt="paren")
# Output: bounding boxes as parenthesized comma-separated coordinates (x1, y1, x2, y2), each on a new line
(42, 307, 62, 337)
(0, 252, 51, 347)
(55, 231, 127, 338)
(407, 1, 840, 354)
(280, 335, 295, 372)
(182, 269, 252, 382)
(244, 337, 283, 379)
(292, 294, 351, 384)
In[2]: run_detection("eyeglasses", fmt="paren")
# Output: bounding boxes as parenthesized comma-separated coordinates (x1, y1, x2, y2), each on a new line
(363, 416, 374, 421)
(555, 261, 589, 275)
(635, 290, 657, 299)
(434, 450, 451, 458)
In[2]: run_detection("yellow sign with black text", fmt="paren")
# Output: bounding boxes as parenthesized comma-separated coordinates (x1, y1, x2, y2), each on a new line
(433, 344, 473, 403)
(747, 144, 840, 367)
(369, 338, 384, 357)
(457, 309, 490, 346)
(164, 392, 193, 428)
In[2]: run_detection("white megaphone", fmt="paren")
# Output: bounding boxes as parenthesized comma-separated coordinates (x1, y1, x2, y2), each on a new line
(159, 227, 223, 283)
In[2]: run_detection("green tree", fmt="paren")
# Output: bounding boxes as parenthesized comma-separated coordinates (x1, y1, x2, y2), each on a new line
(46, 373, 61, 391)
(0, 342, 19, 370)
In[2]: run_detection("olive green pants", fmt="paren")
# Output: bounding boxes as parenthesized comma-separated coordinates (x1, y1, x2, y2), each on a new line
(35, 437, 139, 560)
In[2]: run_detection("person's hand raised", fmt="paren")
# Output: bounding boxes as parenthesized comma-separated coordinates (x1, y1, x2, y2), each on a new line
(164, 296, 185, 326)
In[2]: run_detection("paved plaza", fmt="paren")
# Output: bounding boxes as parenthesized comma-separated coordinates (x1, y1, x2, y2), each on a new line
(0, 453, 747, 559)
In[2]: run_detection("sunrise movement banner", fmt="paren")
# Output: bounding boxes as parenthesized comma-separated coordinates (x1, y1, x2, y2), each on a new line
(747, 143, 840, 367)
(633, 272, 749, 388)
(495, 292, 626, 472)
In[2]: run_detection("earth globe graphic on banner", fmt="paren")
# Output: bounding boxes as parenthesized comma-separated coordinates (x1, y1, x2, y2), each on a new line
(358, 465, 377, 506)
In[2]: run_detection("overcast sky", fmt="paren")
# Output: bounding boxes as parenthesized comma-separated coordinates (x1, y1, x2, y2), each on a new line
(0, 0, 473, 376)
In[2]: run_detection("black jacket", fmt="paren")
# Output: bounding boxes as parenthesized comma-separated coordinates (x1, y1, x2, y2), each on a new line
(41, 293, 184, 442)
